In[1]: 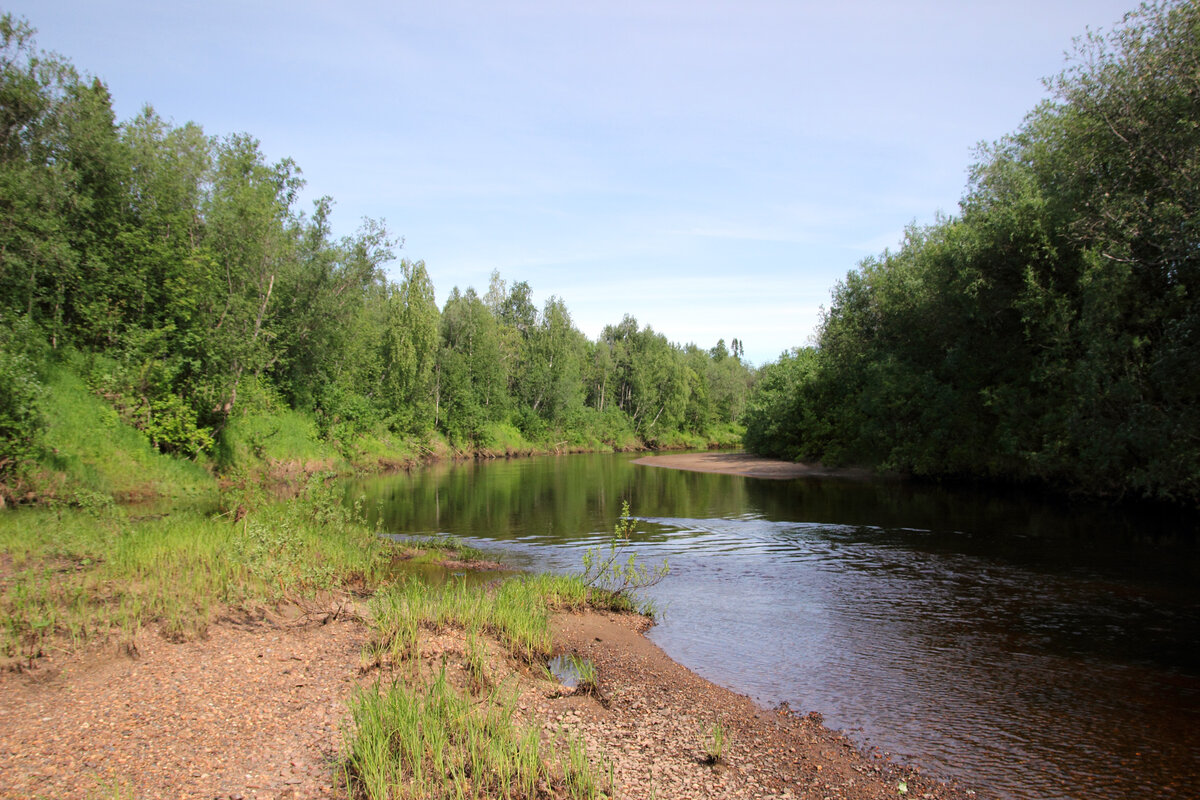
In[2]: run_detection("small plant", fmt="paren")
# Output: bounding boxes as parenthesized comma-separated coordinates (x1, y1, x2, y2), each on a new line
(702, 719, 726, 765)
(549, 652, 602, 699)
(556, 729, 611, 800)
(88, 776, 137, 800)
(571, 654, 599, 695)
(465, 631, 491, 694)
(580, 501, 669, 612)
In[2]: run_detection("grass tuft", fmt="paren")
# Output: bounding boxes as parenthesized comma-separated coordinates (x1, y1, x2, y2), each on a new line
(702, 719, 727, 765)
(343, 670, 605, 800)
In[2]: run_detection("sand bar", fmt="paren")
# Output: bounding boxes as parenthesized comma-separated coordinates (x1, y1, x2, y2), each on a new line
(633, 451, 874, 480)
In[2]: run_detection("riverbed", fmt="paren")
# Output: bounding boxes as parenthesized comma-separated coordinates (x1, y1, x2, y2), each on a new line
(350, 452, 1200, 800)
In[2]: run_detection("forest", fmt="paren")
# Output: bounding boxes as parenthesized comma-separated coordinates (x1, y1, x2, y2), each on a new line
(743, 0, 1200, 506)
(5, 2, 1199, 510)
(0, 13, 752, 501)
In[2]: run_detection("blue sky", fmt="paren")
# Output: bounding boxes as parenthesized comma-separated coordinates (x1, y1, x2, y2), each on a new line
(11, 1, 1135, 365)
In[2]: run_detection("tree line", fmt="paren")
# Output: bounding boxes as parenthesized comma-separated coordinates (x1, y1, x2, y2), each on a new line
(0, 13, 752, 479)
(744, 0, 1200, 505)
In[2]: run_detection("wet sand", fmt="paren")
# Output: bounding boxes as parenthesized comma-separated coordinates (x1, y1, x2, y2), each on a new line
(633, 452, 875, 480)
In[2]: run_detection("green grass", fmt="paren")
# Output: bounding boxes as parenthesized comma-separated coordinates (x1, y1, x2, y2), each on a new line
(399, 534, 488, 564)
(703, 720, 726, 765)
(362, 567, 646, 676)
(34, 364, 217, 506)
(0, 475, 399, 664)
(343, 667, 610, 800)
(2, 459, 664, 670)
(366, 576, 563, 666)
(215, 376, 340, 470)
(0, 476, 648, 800)
(340, 426, 425, 469)
(479, 421, 536, 456)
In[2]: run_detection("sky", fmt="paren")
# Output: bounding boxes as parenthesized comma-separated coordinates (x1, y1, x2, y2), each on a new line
(9, 0, 1137, 366)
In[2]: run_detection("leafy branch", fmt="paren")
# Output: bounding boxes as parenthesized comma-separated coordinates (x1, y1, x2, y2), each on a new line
(580, 501, 668, 614)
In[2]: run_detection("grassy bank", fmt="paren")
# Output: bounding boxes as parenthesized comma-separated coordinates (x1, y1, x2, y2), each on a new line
(0, 499, 640, 800)
(0, 460, 661, 798)
(0, 475, 385, 666)
(0, 361, 676, 796)
(5, 360, 741, 511)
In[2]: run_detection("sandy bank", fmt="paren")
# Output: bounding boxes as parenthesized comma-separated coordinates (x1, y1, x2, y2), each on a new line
(0, 607, 977, 800)
(633, 451, 875, 480)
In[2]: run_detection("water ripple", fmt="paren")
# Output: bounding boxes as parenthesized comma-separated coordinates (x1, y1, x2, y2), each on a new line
(356, 463, 1200, 800)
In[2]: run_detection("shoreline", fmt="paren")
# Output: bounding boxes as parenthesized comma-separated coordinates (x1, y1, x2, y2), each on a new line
(0, 601, 980, 800)
(0, 456, 977, 800)
(633, 451, 877, 481)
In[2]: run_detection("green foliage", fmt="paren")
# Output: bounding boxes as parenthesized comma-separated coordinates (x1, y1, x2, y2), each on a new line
(0, 13, 756, 492)
(37, 363, 216, 503)
(597, 316, 689, 438)
(0, 315, 46, 479)
(368, 575, 560, 664)
(85, 352, 212, 457)
(381, 260, 440, 433)
(0, 478, 386, 663)
(478, 421, 533, 454)
(745, 0, 1200, 505)
(558, 652, 599, 695)
(214, 376, 336, 468)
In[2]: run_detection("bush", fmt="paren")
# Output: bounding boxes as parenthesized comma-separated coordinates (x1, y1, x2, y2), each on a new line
(0, 317, 47, 478)
(84, 352, 212, 458)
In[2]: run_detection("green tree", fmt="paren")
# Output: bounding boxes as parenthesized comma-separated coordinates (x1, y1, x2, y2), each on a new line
(746, 0, 1200, 503)
(380, 260, 439, 433)
(437, 286, 507, 441)
(524, 296, 586, 423)
(196, 133, 302, 427)
(600, 315, 689, 439)
(0, 15, 84, 341)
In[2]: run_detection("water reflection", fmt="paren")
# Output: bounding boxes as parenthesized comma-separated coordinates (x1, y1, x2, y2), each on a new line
(348, 454, 1200, 800)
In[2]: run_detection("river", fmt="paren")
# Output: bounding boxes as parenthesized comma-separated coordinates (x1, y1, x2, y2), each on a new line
(348, 452, 1200, 800)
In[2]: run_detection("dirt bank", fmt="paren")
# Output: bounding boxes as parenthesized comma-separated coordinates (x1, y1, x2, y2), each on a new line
(633, 452, 876, 481)
(0, 607, 979, 800)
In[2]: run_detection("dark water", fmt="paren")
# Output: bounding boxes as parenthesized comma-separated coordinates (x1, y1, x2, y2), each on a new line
(348, 453, 1200, 800)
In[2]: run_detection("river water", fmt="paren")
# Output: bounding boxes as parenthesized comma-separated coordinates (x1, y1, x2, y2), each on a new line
(349, 452, 1200, 800)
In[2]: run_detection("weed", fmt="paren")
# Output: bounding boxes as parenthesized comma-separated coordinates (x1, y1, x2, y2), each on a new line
(566, 653, 600, 696)
(407, 533, 486, 562)
(2, 570, 58, 666)
(87, 776, 137, 800)
(0, 480, 394, 666)
(703, 719, 726, 765)
(465, 630, 491, 695)
(365, 575, 561, 668)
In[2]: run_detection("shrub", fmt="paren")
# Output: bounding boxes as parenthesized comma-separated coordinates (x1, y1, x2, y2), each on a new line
(0, 317, 47, 479)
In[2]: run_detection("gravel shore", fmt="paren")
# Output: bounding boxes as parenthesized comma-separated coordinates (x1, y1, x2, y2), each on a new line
(0, 601, 982, 800)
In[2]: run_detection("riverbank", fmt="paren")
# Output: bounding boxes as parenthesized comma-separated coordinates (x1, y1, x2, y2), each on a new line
(0, 468, 979, 799)
(633, 451, 876, 481)
(0, 599, 979, 800)
(0, 358, 744, 511)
